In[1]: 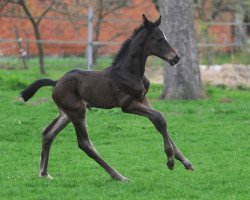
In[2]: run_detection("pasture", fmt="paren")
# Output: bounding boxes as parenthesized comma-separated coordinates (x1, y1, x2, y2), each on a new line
(0, 64, 249, 199)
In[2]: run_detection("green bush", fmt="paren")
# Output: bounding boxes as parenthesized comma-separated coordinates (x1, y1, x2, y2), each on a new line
(1, 75, 27, 90)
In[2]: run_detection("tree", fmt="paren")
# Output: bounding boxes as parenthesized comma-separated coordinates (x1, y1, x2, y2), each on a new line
(159, 0, 201, 99)
(1, 0, 57, 74)
(1, 0, 134, 71)
(151, 0, 159, 11)
(89, 0, 133, 64)
(3, 0, 56, 74)
(19, 0, 57, 74)
(233, 0, 249, 49)
(193, 0, 250, 50)
(0, 0, 86, 74)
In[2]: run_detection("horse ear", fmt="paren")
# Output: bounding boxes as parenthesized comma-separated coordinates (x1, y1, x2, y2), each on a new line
(142, 14, 151, 28)
(154, 15, 162, 27)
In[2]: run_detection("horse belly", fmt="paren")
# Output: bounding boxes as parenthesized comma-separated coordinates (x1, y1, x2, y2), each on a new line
(79, 79, 119, 109)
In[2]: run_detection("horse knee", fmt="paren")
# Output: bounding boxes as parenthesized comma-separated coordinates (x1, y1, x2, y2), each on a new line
(150, 112, 167, 131)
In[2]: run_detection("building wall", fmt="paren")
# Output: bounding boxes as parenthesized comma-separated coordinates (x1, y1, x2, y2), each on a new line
(0, 0, 158, 57)
(194, 0, 235, 50)
(0, 0, 236, 57)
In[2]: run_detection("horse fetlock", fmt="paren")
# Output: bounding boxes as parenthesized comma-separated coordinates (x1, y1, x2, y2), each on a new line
(166, 158, 175, 170)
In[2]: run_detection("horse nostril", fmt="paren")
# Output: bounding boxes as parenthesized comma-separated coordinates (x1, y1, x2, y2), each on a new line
(174, 55, 180, 63)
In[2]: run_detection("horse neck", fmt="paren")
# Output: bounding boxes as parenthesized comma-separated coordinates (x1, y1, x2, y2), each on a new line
(118, 30, 148, 78)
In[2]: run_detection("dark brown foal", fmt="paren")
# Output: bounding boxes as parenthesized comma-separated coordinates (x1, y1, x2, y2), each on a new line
(21, 15, 193, 181)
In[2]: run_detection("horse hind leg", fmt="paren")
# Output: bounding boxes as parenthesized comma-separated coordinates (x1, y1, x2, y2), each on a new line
(64, 106, 128, 181)
(39, 110, 70, 179)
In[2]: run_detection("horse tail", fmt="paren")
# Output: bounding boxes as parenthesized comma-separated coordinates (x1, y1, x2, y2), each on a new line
(21, 79, 57, 102)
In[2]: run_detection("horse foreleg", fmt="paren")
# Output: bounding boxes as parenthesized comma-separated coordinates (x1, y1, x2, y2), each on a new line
(39, 110, 70, 178)
(121, 100, 175, 170)
(138, 98, 193, 170)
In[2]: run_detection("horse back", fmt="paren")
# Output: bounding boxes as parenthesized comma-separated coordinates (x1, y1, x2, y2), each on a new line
(53, 69, 121, 109)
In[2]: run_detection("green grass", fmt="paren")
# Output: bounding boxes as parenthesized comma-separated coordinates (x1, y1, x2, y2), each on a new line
(1, 49, 249, 74)
(0, 56, 113, 71)
(0, 66, 249, 200)
(200, 51, 250, 65)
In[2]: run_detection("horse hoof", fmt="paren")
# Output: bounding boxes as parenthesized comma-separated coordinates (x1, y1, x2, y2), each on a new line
(112, 174, 129, 182)
(39, 174, 54, 180)
(185, 165, 194, 171)
(167, 159, 175, 170)
(183, 160, 194, 170)
(120, 177, 129, 182)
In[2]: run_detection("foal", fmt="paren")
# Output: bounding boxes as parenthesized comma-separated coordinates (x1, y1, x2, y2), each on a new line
(21, 15, 193, 181)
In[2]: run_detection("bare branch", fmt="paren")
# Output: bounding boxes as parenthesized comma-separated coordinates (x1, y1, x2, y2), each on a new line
(18, 0, 36, 26)
(0, 1, 9, 12)
(211, 0, 224, 20)
(101, 0, 130, 18)
(37, 0, 56, 25)
(0, 0, 20, 13)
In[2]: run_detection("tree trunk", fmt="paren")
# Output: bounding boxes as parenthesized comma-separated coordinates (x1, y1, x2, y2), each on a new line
(19, 0, 46, 74)
(33, 25, 45, 74)
(14, 26, 28, 69)
(233, 1, 247, 51)
(93, 20, 101, 65)
(159, 0, 201, 99)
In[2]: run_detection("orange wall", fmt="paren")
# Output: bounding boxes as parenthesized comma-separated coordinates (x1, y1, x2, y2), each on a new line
(0, 0, 235, 57)
(0, 0, 159, 56)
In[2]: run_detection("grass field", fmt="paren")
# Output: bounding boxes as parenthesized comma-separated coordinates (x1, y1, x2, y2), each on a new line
(0, 65, 249, 200)
(1, 48, 250, 72)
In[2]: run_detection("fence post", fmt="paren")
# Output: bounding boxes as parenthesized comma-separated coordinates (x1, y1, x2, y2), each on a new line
(87, 7, 93, 70)
(13, 26, 28, 69)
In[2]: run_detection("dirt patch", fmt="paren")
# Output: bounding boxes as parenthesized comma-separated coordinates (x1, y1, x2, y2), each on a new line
(145, 64, 250, 88)
(200, 64, 250, 88)
(145, 67, 163, 84)
(15, 97, 49, 105)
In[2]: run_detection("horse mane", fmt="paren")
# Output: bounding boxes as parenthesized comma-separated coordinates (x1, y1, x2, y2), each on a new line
(111, 24, 145, 66)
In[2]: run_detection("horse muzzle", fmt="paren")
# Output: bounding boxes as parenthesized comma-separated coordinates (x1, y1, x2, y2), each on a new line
(169, 54, 180, 66)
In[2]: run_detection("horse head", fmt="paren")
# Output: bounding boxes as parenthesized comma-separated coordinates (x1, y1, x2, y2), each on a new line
(143, 14, 180, 66)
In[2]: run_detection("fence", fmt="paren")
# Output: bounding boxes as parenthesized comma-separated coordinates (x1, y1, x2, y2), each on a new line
(0, 8, 250, 71)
